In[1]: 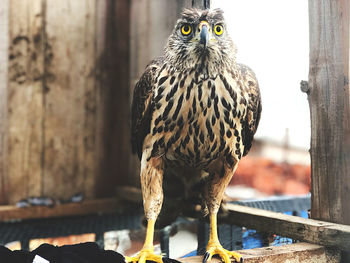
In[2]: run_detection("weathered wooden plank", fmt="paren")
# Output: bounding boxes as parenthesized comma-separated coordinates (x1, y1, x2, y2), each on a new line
(0, 0, 9, 205)
(94, 0, 132, 195)
(7, 0, 45, 204)
(179, 243, 340, 263)
(2, 0, 133, 205)
(43, 0, 97, 200)
(0, 198, 120, 222)
(308, 0, 350, 225)
(221, 204, 350, 251)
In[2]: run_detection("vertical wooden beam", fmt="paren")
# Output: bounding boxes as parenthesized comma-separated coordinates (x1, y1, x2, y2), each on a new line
(6, 0, 45, 204)
(43, 0, 98, 200)
(1, 0, 133, 205)
(95, 0, 132, 195)
(192, 0, 210, 9)
(0, 0, 9, 204)
(308, 0, 350, 225)
(308, 10, 349, 263)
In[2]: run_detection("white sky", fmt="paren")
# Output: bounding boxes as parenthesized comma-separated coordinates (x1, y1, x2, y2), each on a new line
(212, 0, 310, 149)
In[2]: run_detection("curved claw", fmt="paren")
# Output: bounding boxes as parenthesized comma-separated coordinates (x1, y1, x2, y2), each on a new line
(202, 252, 210, 263)
(203, 245, 243, 263)
(125, 250, 163, 263)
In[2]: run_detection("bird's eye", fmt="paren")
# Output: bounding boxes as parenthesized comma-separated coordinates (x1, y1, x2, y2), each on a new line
(214, 24, 224, 36)
(181, 24, 192, 36)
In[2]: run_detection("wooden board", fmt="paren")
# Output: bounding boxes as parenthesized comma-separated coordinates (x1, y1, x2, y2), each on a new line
(0, 0, 9, 205)
(1, 0, 132, 205)
(43, 0, 97, 200)
(179, 243, 340, 263)
(0, 198, 120, 222)
(94, 0, 133, 196)
(308, 0, 350, 225)
(7, 0, 45, 204)
(222, 203, 350, 251)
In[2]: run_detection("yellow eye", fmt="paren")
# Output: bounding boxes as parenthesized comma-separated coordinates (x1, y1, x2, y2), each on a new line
(214, 24, 224, 36)
(181, 24, 192, 35)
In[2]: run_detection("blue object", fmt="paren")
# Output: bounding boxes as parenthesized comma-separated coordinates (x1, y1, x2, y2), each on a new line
(242, 210, 308, 249)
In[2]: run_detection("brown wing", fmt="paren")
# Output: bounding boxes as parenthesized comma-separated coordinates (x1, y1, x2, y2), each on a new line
(238, 64, 262, 156)
(131, 58, 164, 159)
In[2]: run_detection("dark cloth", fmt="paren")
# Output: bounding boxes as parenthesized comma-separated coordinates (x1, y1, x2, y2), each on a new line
(0, 242, 181, 263)
(0, 245, 31, 263)
(0, 242, 124, 263)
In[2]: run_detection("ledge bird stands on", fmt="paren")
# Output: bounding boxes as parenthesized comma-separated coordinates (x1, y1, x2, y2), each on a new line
(130, 8, 261, 263)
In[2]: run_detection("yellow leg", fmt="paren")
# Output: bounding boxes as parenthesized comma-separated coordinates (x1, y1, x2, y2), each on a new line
(203, 213, 243, 263)
(125, 219, 163, 263)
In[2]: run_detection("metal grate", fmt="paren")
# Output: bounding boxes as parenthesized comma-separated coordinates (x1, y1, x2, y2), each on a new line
(0, 194, 311, 256)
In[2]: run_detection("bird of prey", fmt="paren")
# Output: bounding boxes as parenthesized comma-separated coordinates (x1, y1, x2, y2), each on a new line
(128, 8, 261, 263)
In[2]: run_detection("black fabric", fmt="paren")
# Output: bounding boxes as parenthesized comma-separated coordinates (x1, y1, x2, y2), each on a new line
(0, 242, 181, 263)
(0, 245, 32, 263)
(32, 242, 123, 263)
(0, 242, 124, 263)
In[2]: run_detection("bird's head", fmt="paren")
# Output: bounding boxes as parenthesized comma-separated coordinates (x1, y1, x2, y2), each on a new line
(165, 8, 237, 76)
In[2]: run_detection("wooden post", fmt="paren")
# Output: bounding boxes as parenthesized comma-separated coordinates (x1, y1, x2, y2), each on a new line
(308, 0, 350, 224)
(308, 0, 350, 260)
(6, 0, 46, 203)
(94, 0, 132, 195)
(191, 0, 210, 9)
(0, 0, 9, 205)
(0, 0, 131, 205)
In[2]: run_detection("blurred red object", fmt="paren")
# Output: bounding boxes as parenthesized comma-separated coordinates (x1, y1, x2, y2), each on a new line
(231, 157, 311, 195)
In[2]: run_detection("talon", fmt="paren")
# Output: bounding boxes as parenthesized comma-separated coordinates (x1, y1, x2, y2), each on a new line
(125, 250, 163, 263)
(204, 243, 243, 263)
(203, 252, 210, 263)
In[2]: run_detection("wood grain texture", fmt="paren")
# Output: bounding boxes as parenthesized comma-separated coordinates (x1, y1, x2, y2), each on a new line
(0, 0, 9, 205)
(0, 198, 120, 222)
(94, 0, 132, 195)
(43, 0, 97, 200)
(7, 0, 45, 204)
(179, 243, 340, 263)
(308, 0, 350, 224)
(222, 204, 350, 251)
(1, 0, 132, 206)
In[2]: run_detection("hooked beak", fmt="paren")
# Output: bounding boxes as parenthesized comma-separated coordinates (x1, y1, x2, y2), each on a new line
(199, 21, 209, 48)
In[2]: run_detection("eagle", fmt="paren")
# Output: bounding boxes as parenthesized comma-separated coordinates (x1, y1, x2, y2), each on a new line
(128, 8, 261, 263)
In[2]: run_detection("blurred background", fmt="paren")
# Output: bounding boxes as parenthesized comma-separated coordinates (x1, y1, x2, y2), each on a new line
(0, 0, 311, 259)
(212, 0, 310, 199)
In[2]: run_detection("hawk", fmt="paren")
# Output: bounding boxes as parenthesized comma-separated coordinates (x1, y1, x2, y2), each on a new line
(128, 8, 261, 263)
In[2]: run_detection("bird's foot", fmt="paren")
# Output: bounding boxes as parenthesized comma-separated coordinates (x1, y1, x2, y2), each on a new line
(203, 243, 243, 263)
(125, 249, 163, 263)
